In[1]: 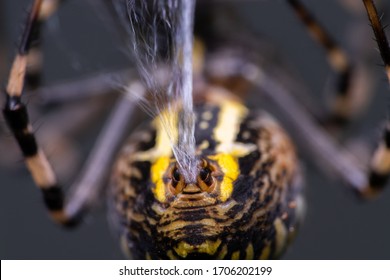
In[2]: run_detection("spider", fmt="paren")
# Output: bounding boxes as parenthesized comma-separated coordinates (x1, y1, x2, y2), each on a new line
(2, 0, 385, 258)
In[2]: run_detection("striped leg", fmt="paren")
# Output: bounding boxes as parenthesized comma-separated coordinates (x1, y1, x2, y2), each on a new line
(362, 0, 390, 197)
(3, 0, 140, 226)
(286, 0, 368, 129)
(3, 0, 69, 225)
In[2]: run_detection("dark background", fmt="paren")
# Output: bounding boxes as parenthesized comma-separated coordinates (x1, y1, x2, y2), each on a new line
(1, 0, 390, 259)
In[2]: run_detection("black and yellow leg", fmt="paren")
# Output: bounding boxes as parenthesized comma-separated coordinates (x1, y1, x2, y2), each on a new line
(361, 0, 390, 197)
(4, 0, 136, 229)
(286, 0, 359, 128)
(3, 0, 77, 226)
(3, 0, 74, 225)
(204, 1, 389, 198)
(3, 0, 140, 226)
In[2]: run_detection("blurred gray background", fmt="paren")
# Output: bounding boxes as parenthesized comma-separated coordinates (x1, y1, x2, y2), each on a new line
(1, 0, 390, 259)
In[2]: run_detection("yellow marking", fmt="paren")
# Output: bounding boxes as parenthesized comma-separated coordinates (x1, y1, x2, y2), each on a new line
(174, 239, 221, 258)
(245, 243, 254, 260)
(40, 0, 60, 19)
(7, 55, 27, 97)
(214, 99, 247, 153)
(153, 110, 177, 155)
(170, 195, 217, 209)
(151, 156, 170, 203)
(229, 143, 257, 158)
(145, 253, 152, 260)
(202, 111, 213, 121)
(146, 215, 157, 226)
(208, 154, 240, 202)
(198, 140, 209, 151)
(151, 203, 166, 216)
(166, 250, 177, 260)
(199, 121, 209, 130)
(158, 218, 217, 234)
(231, 251, 240, 260)
(130, 212, 146, 223)
(124, 185, 136, 197)
(328, 48, 348, 72)
(211, 99, 257, 157)
(25, 150, 57, 188)
(259, 244, 271, 260)
(130, 167, 143, 180)
(274, 218, 288, 257)
(217, 244, 228, 259)
(215, 199, 238, 216)
(133, 110, 176, 162)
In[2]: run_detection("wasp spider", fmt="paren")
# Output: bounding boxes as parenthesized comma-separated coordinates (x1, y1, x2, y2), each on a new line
(1, 0, 390, 259)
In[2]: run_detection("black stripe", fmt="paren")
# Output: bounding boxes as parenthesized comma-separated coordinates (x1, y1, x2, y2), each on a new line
(137, 128, 156, 151)
(383, 126, 390, 148)
(3, 95, 38, 157)
(3, 96, 26, 128)
(336, 66, 353, 96)
(236, 114, 259, 144)
(194, 103, 220, 152)
(231, 175, 255, 203)
(326, 114, 349, 127)
(42, 186, 64, 211)
(176, 208, 207, 222)
(17, 134, 38, 157)
(130, 161, 151, 193)
(369, 171, 389, 190)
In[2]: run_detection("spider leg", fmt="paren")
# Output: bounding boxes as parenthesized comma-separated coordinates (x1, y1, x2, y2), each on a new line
(286, 0, 370, 130)
(25, 0, 64, 90)
(246, 66, 371, 197)
(206, 49, 388, 198)
(3, 0, 69, 224)
(362, 0, 390, 196)
(64, 87, 140, 221)
(2, 0, 141, 226)
(252, 64, 387, 198)
(32, 69, 132, 105)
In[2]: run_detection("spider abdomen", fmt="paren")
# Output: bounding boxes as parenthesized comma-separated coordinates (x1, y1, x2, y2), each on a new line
(109, 87, 304, 259)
